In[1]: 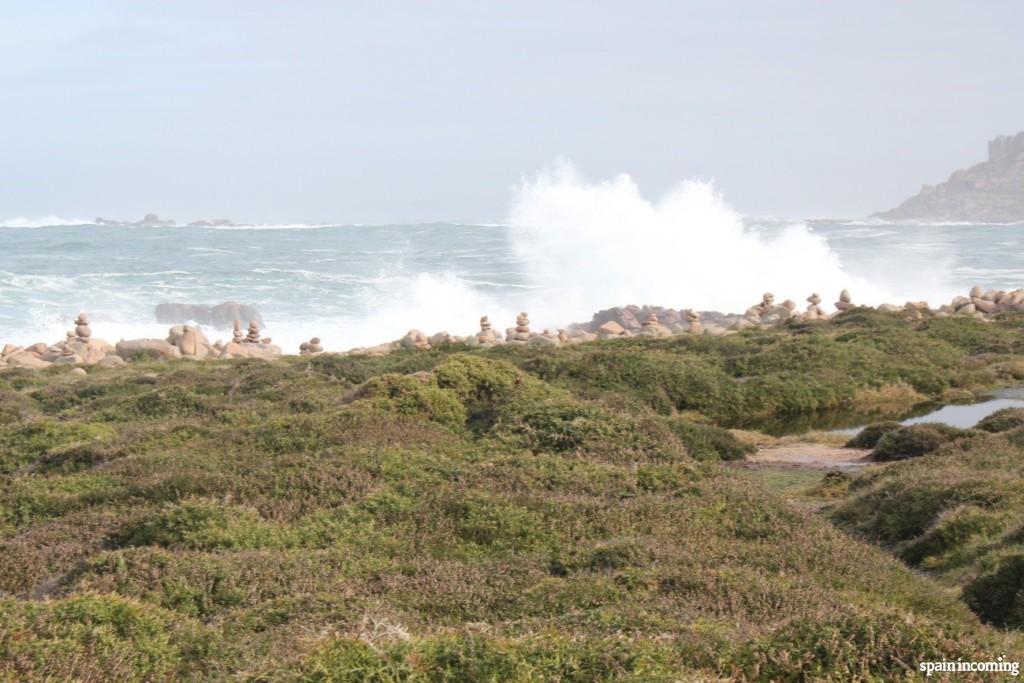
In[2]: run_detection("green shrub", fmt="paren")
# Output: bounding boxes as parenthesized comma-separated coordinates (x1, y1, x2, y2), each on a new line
(664, 418, 754, 462)
(350, 374, 466, 430)
(0, 593, 209, 682)
(295, 633, 686, 682)
(737, 609, 978, 682)
(975, 407, 1024, 433)
(870, 423, 965, 461)
(0, 420, 114, 473)
(0, 388, 38, 424)
(112, 498, 285, 550)
(123, 386, 211, 419)
(584, 540, 651, 571)
(900, 506, 1005, 567)
(845, 421, 902, 449)
(295, 637, 413, 682)
(962, 553, 1024, 628)
(503, 400, 621, 454)
(445, 494, 547, 552)
(433, 354, 524, 409)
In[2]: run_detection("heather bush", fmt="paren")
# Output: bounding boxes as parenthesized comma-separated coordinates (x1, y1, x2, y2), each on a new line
(870, 423, 967, 461)
(975, 407, 1024, 433)
(1, 314, 1020, 678)
(844, 421, 902, 449)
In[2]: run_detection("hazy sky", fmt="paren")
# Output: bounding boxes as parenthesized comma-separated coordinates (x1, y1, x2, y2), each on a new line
(2, 1, 1022, 223)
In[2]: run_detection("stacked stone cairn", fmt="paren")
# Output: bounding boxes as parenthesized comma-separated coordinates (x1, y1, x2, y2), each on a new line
(744, 292, 774, 324)
(74, 313, 91, 341)
(506, 312, 532, 343)
(299, 337, 324, 355)
(639, 313, 671, 338)
(805, 293, 827, 320)
(6, 284, 1024, 372)
(245, 320, 262, 344)
(834, 289, 856, 312)
(686, 311, 703, 335)
(476, 316, 503, 346)
(218, 319, 282, 360)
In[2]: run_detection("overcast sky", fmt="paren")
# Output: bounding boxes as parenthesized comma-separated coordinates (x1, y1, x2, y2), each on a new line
(2, 1, 1022, 223)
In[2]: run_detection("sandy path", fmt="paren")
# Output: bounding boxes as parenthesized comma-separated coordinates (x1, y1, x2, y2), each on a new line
(748, 443, 872, 468)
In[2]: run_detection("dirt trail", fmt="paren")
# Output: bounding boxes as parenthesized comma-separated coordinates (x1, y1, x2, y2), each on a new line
(748, 443, 872, 468)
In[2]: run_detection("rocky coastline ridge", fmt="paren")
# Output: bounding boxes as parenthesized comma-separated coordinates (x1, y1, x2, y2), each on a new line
(92, 214, 239, 227)
(876, 131, 1024, 223)
(3, 285, 1022, 373)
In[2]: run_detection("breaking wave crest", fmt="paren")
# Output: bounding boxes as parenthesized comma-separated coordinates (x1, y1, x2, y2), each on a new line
(507, 160, 913, 328)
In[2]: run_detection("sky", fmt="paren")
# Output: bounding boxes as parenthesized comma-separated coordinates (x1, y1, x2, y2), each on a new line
(1, 1, 1022, 224)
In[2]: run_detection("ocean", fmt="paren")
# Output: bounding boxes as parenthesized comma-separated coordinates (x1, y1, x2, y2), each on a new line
(2, 172, 1022, 354)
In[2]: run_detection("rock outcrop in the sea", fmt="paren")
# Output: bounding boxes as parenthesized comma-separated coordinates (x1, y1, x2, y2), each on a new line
(876, 131, 1024, 222)
(187, 218, 237, 227)
(155, 302, 264, 328)
(94, 213, 176, 227)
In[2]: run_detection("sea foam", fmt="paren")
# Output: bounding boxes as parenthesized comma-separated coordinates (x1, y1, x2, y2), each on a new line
(506, 160, 938, 330)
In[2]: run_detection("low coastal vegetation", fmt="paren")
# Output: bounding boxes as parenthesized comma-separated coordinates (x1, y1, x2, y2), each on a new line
(1, 310, 1023, 680)
(833, 409, 1024, 630)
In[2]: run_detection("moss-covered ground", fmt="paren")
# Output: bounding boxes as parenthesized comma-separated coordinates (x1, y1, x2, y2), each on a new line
(1, 309, 1023, 680)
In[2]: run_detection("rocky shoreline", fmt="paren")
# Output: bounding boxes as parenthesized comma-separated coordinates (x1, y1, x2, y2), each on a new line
(2, 285, 1023, 372)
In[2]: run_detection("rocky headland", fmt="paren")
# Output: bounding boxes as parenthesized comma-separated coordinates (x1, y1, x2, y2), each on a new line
(876, 131, 1024, 222)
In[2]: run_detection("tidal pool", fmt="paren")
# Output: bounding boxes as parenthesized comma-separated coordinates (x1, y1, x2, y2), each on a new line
(760, 387, 1024, 437)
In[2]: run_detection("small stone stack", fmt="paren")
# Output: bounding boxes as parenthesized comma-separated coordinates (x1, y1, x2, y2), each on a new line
(476, 316, 502, 346)
(686, 311, 702, 335)
(178, 325, 202, 357)
(639, 313, 671, 338)
(399, 330, 431, 350)
(745, 292, 774, 323)
(245, 320, 261, 344)
(805, 293, 827, 320)
(506, 312, 532, 343)
(74, 313, 92, 342)
(299, 337, 324, 355)
(834, 289, 855, 312)
(232, 320, 245, 344)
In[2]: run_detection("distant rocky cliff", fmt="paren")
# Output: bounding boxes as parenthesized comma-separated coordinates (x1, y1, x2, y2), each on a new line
(876, 131, 1024, 223)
